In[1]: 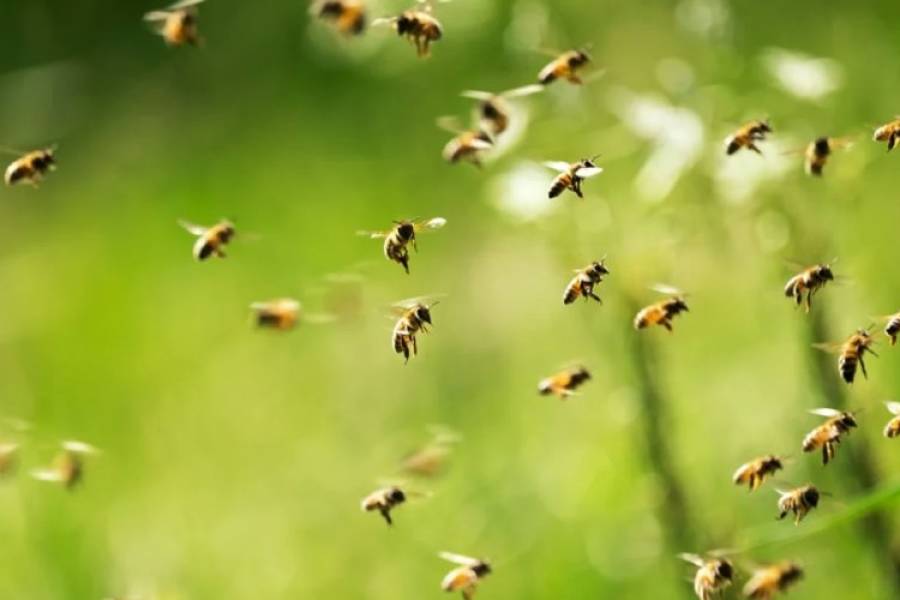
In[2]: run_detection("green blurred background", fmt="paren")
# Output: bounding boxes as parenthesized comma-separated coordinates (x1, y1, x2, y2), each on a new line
(3, 0, 900, 598)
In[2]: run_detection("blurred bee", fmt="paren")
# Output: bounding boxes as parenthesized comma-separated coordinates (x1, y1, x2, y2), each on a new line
(179, 219, 236, 261)
(873, 117, 900, 151)
(361, 485, 407, 526)
(391, 296, 440, 363)
(732, 455, 784, 492)
(437, 117, 494, 167)
(724, 120, 772, 155)
(0, 442, 19, 477)
(634, 285, 690, 332)
(883, 401, 900, 438)
(313, 0, 367, 36)
(563, 260, 610, 305)
(798, 136, 853, 176)
(878, 311, 900, 346)
(4, 146, 56, 187)
(814, 328, 877, 384)
(538, 365, 591, 399)
(544, 157, 603, 199)
(537, 48, 592, 85)
(743, 562, 803, 599)
(783, 262, 834, 312)
(460, 85, 543, 137)
(250, 298, 301, 331)
(776, 485, 821, 525)
(32, 440, 97, 490)
(439, 552, 491, 600)
(679, 553, 734, 600)
(802, 408, 857, 465)
(400, 426, 460, 478)
(373, 0, 447, 57)
(357, 217, 446, 274)
(144, 0, 205, 47)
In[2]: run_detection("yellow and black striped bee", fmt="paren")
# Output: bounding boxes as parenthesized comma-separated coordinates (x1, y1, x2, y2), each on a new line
(460, 85, 543, 137)
(544, 157, 603, 199)
(776, 484, 821, 525)
(724, 120, 772, 155)
(802, 408, 857, 465)
(313, 0, 367, 36)
(358, 217, 446, 274)
(883, 401, 900, 439)
(4, 147, 56, 187)
(144, 0, 205, 47)
(391, 297, 440, 363)
(249, 298, 302, 331)
(563, 260, 609, 305)
(800, 136, 853, 176)
(538, 365, 591, 399)
(732, 455, 784, 492)
(179, 219, 236, 261)
(783, 263, 834, 312)
(438, 116, 495, 167)
(679, 553, 734, 600)
(814, 328, 877, 384)
(873, 117, 900, 151)
(361, 485, 407, 526)
(32, 440, 97, 491)
(0, 442, 19, 477)
(373, 0, 446, 57)
(439, 552, 491, 600)
(743, 562, 803, 599)
(634, 286, 689, 332)
(879, 311, 900, 346)
(538, 49, 592, 85)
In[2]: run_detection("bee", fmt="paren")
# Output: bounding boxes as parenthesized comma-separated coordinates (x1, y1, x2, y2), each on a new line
(0, 442, 19, 477)
(544, 157, 603, 199)
(179, 219, 236, 261)
(537, 49, 592, 85)
(439, 552, 491, 600)
(800, 136, 853, 176)
(883, 401, 900, 438)
(313, 0, 367, 36)
(802, 408, 857, 465)
(634, 286, 690, 332)
(437, 116, 495, 167)
(250, 298, 301, 331)
(144, 0, 205, 47)
(724, 120, 772, 155)
(391, 297, 440, 363)
(357, 217, 446, 274)
(361, 485, 407, 526)
(563, 260, 610, 305)
(460, 85, 543, 137)
(4, 147, 56, 187)
(32, 440, 97, 490)
(373, 0, 446, 57)
(776, 485, 821, 525)
(783, 262, 834, 312)
(400, 426, 460, 478)
(679, 553, 734, 600)
(873, 117, 900, 151)
(878, 311, 900, 346)
(538, 365, 591, 399)
(743, 562, 803, 599)
(732, 455, 784, 492)
(814, 328, 878, 384)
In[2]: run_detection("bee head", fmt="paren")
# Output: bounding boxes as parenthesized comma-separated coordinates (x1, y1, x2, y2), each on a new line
(388, 487, 406, 503)
(814, 137, 830, 155)
(473, 561, 492, 577)
(759, 119, 773, 133)
(570, 50, 591, 67)
(716, 560, 734, 581)
(416, 305, 432, 324)
(670, 298, 689, 313)
(481, 100, 501, 120)
(841, 413, 858, 429)
(803, 487, 820, 507)
(396, 14, 415, 34)
(590, 261, 609, 276)
(818, 265, 834, 280)
(318, 1, 343, 16)
(397, 222, 416, 240)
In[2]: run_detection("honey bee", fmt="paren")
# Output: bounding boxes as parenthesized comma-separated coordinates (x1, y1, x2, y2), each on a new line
(357, 217, 446, 274)
(783, 262, 834, 312)
(743, 562, 803, 599)
(563, 260, 610, 305)
(391, 297, 440, 363)
(883, 401, 900, 438)
(776, 485, 821, 525)
(32, 440, 97, 490)
(250, 298, 301, 330)
(179, 219, 236, 261)
(361, 485, 407, 526)
(802, 408, 857, 465)
(438, 117, 495, 167)
(460, 85, 544, 137)
(878, 311, 900, 346)
(799, 136, 853, 176)
(4, 147, 56, 187)
(724, 120, 772, 155)
(537, 49, 592, 85)
(732, 455, 784, 492)
(0, 442, 19, 477)
(313, 0, 367, 36)
(538, 365, 591, 399)
(679, 553, 734, 600)
(144, 0, 205, 47)
(814, 328, 878, 384)
(544, 157, 603, 199)
(439, 552, 491, 600)
(373, 0, 447, 57)
(873, 117, 900, 151)
(634, 286, 690, 332)
(400, 426, 460, 478)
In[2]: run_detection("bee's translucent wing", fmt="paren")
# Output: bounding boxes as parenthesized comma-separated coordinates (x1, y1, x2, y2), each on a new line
(885, 401, 900, 416)
(543, 161, 571, 173)
(62, 440, 97, 454)
(414, 217, 447, 232)
(168, 0, 205, 10)
(392, 294, 446, 309)
(436, 116, 464, 134)
(461, 90, 495, 101)
(678, 553, 705, 567)
(31, 468, 63, 482)
(501, 84, 544, 99)
(371, 16, 398, 27)
(810, 408, 842, 418)
(574, 166, 603, 178)
(469, 138, 494, 150)
(178, 220, 207, 236)
(651, 283, 684, 296)
(811, 342, 842, 354)
(439, 551, 479, 566)
(356, 229, 389, 239)
(143, 10, 172, 21)
(304, 312, 338, 325)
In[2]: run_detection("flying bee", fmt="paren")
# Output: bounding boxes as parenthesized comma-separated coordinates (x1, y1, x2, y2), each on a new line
(361, 485, 407, 526)
(794, 136, 853, 176)
(732, 455, 784, 492)
(400, 426, 460, 478)
(32, 440, 97, 490)
(250, 298, 301, 330)
(877, 311, 900, 346)
(538, 365, 591, 399)
(724, 120, 772, 155)
(883, 401, 900, 438)
(391, 296, 441, 363)
(372, 0, 447, 57)
(537, 48, 592, 85)
(802, 408, 857, 465)
(312, 0, 367, 36)
(776, 485, 822, 525)
(563, 260, 610, 305)
(544, 157, 603, 199)
(357, 217, 446, 274)
(814, 328, 878, 384)
(439, 552, 491, 600)
(743, 562, 803, 599)
(679, 553, 734, 600)
(460, 85, 543, 137)
(634, 285, 690, 332)
(783, 262, 835, 312)
(179, 219, 236, 261)
(144, 0, 205, 47)
(873, 117, 900, 151)
(0, 442, 19, 477)
(437, 117, 494, 167)
(4, 146, 56, 187)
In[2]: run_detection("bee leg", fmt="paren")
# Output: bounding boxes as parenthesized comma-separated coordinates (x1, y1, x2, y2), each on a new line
(412, 335, 418, 355)
(748, 143, 762, 155)
(588, 291, 602, 304)
(778, 511, 787, 520)
(859, 355, 869, 379)
(889, 133, 897, 152)
(567, 74, 583, 85)
(380, 509, 393, 526)
(662, 320, 673, 332)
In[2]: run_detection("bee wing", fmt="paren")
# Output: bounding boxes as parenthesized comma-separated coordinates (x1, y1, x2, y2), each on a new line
(811, 342, 843, 354)
(677, 553, 705, 567)
(651, 283, 685, 296)
(31, 468, 64, 482)
(167, 0, 205, 10)
(469, 137, 494, 150)
(143, 10, 172, 21)
(543, 161, 571, 173)
(885, 401, 900, 416)
(413, 217, 447, 232)
(178, 220, 207, 236)
(461, 90, 495, 101)
(356, 229, 389, 239)
(62, 440, 97, 454)
(439, 552, 480, 567)
(809, 408, 842, 418)
(574, 166, 603, 178)
(391, 294, 447, 309)
(436, 116, 465, 134)
(303, 312, 338, 325)
(500, 84, 544, 99)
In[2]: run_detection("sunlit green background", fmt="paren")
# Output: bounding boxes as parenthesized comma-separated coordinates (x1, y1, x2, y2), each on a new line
(3, 0, 900, 598)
